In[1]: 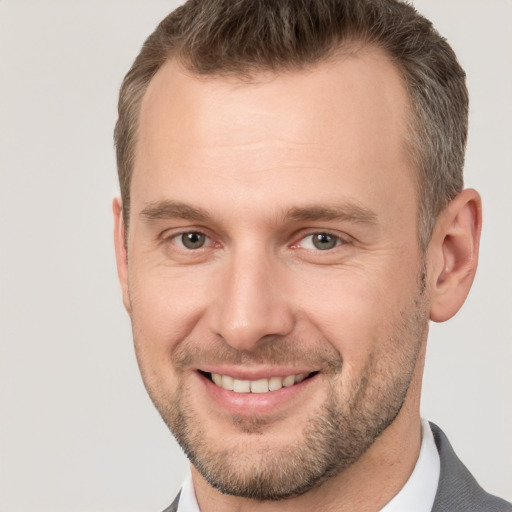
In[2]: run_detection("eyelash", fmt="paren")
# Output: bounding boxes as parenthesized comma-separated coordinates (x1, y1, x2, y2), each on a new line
(168, 231, 216, 250)
(293, 232, 344, 251)
(165, 230, 346, 252)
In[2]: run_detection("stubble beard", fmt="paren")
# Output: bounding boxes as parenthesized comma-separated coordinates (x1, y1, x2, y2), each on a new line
(141, 283, 429, 501)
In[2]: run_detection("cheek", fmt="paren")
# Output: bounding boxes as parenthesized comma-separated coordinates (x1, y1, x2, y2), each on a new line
(127, 266, 212, 371)
(294, 263, 418, 370)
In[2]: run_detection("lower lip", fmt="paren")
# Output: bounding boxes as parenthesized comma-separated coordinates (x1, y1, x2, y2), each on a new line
(197, 372, 320, 416)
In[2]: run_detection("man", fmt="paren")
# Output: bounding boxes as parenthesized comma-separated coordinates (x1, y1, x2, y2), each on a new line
(112, 0, 511, 510)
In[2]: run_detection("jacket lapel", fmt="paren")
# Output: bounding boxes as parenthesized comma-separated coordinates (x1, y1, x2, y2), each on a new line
(161, 490, 181, 512)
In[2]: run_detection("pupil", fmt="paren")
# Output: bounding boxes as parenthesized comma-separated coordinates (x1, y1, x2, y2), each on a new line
(182, 232, 205, 249)
(313, 233, 336, 250)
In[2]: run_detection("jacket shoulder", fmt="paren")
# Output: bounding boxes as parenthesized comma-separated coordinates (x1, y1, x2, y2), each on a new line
(430, 422, 512, 512)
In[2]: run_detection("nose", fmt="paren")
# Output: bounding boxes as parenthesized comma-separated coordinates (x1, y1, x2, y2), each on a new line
(209, 247, 295, 351)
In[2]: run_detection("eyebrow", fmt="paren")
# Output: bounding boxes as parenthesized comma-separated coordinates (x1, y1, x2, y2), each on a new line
(140, 200, 378, 226)
(284, 204, 378, 225)
(140, 201, 210, 222)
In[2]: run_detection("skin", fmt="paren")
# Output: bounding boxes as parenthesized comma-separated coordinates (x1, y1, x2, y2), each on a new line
(114, 46, 481, 512)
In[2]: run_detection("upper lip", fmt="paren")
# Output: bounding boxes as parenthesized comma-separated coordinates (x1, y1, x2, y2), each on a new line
(197, 366, 317, 380)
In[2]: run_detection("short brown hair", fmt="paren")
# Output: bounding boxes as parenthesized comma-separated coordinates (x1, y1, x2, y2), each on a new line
(114, 0, 468, 249)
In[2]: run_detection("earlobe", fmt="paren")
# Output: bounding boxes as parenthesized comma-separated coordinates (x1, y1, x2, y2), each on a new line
(112, 197, 132, 314)
(429, 189, 482, 323)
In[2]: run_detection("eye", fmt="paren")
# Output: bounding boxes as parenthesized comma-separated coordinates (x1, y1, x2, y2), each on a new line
(174, 232, 208, 250)
(300, 232, 341, 250)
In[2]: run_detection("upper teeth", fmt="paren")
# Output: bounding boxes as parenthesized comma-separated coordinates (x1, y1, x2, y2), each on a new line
(211, 373, 308, 393)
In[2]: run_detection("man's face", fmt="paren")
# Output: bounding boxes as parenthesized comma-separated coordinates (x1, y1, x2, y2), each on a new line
(120, 48, 430, 499)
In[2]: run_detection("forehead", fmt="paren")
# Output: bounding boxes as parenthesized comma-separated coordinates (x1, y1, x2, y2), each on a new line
(133, 46, 416, 226)
(138, 46, 410, 150)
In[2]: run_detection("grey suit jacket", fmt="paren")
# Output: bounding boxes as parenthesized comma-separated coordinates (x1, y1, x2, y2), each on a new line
(163, 423, 511, 512)
(429, 423, 511, 512)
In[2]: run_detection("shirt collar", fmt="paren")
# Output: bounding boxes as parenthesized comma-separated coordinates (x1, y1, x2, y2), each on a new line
(378, 418, 440, 512)
(177, 469, 199, 512)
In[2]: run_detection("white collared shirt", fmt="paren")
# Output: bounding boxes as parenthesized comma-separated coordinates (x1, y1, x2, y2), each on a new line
(177, 471, 199, 512)
(379, 418, 440, 512)
(177, 418, 440, 512)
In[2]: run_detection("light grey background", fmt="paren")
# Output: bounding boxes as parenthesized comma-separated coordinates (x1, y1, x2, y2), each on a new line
(0, 1, 510, 510)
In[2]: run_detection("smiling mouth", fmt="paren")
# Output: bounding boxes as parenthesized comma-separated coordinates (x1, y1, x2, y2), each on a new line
(200, 371, 319, 394)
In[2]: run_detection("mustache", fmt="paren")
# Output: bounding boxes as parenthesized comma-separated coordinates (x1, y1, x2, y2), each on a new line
(172, 335, 343, 373)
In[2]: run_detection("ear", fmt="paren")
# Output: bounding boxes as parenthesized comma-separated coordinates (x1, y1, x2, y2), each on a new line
(112, 197, 132, 314)
(428, 189, 482, 322)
